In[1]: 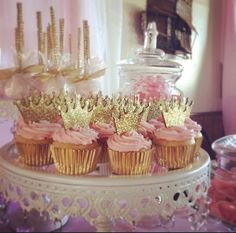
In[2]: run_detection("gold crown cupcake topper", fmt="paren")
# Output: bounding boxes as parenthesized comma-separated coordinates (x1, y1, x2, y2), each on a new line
(90, 92, 113, 124)
(147, 96, 165, 121)
(161, 96, 193, 128)
(112, 102, 145, 135)
(57, 93, 94, 129)
(14, 90, 59, 123)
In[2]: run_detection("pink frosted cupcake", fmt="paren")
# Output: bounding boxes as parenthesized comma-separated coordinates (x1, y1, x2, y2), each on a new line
(14, 115, 62, 166)
(153, 125, 195, 169)
(90, 121, 115, 163)
(148, 118, 165, 130)
(184, 117, 203, 157)
(50, 127, 101, 175)
(137, 120, 156, 140)
(107, 130, 152, 175)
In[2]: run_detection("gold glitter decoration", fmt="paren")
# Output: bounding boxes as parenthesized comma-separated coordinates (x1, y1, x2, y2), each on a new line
(14, 90, 59, 123)
(57, 94, 94, 129)
(112, 100, 145, 134)
(161, 96, 193, 128)
(91, 92, 113, 124)
(147, 97, 165, 121)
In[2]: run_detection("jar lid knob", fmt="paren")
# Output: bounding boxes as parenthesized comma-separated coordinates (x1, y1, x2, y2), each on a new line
(144, 21, 158, 50)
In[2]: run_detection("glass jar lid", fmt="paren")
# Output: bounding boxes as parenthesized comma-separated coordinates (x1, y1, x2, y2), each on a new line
(118, 22, 183, 76)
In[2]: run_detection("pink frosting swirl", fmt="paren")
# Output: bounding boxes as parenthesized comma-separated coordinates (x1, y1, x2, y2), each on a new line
(137, 120, 156, 138)
(15, 116, 62, 140)
(185, 117, 202, 132)
(90, 122, 115, 138)
(154, 125, 195, 141)
(52, 127, 98, 145)
(107, 130, 152, 152)
(148, 119, 165, 129)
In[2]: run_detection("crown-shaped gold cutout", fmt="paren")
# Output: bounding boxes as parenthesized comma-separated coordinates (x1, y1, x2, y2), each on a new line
(90, 91, 113, 124)
(14, 90, 59, 123)
(112, 96, 146, 134)
(57, 93, 94, 129)
(161, 96, 193, 128)
(146, 96, 166, 121)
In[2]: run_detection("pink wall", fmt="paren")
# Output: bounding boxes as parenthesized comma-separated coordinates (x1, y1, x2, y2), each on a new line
(221, 0, 236, 134)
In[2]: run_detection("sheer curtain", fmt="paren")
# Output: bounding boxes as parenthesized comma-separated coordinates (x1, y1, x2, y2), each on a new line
(0, 0, 123, 95)
(221, 0, 236, 135)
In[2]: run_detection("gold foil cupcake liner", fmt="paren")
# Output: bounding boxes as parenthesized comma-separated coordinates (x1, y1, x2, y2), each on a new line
(15, 141, 53, 166)
(98, 139, 109, 163)
(193, 136, 203, 158)
(51, 142, 101, 175)
(108, 148, 152, 175)
(154, 144, 195, 169)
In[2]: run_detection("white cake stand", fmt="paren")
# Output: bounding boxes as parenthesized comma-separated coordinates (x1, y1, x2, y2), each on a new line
(0, 142, 211, 232)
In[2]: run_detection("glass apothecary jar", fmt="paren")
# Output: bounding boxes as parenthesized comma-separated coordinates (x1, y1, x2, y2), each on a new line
(118, 22, 184, 100)
(208, 135, 236, 227)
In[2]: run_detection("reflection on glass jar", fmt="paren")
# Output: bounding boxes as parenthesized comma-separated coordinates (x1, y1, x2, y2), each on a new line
(209, 135, 236, 226)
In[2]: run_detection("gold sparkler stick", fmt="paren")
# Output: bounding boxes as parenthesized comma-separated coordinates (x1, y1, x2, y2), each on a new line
(42, 32, 46, 58)
(59, 18, 64, 55)
(50, 6, 57, 50)
(69, 33, 72, 63)
(36, 11, 43, 64)
(47, 24, 52, 61)
(83, 20, 89, 77)
(77, 27, 81, 70)
(16, 2, 24, 69)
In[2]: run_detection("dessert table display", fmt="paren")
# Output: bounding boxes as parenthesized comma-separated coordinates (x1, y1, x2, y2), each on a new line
(0, 3, 235, 233)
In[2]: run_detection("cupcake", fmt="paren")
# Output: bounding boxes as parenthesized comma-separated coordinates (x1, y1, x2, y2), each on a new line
(108, 130, 152, 175)
(51, 127, 101, 175)
(184, 117, 203, 157)
(14, 115, 62, 166)
(50, 93, 102, 175)
(90, 121, 115, 163)
(137, 120, 156, 140)
(148, 118, 165, 130)
(153, 125, 195, 169)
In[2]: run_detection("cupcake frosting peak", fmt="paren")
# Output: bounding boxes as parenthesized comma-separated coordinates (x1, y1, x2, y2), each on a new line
(90, 122, 115, 139)
(107, 130, 151, 152)
(15, 115, 62, 140)
(185, 117, 202, 132)
(52, 127, 98, 145)
(154, 125, 195, 141)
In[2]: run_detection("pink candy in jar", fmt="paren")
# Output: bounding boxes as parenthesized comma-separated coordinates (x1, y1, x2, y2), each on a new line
(209, 135, 236, 226)
(132, 75, 172, 101)
(208, 168, 236, 225)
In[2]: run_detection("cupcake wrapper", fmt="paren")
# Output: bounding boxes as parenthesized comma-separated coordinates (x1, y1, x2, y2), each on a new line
(193, 136, 203, 158)
(155, 144, 195, 169)
(15, 139, 53, 166)
(98, 139, 109, 163)
(108, 148, 152, 175)
(51, 142, 101, 175)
